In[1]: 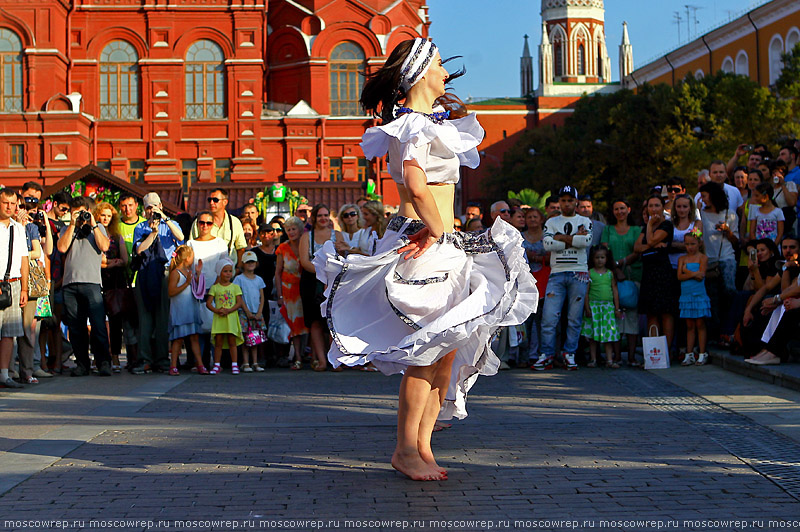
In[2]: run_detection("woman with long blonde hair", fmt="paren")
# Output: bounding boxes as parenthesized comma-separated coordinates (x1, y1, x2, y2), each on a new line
(94, 201, 128, 372)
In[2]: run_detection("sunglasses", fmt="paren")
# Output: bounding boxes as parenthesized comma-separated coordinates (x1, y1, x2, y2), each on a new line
(499, 209, 509, 214)
(341, 211, 358, 219)
(260, 228, 275, 233)
(207, 197, 221, 203)
(272, 227, 284, 233)
(667, 187, 682, 193)
(198, 220, 214, 226)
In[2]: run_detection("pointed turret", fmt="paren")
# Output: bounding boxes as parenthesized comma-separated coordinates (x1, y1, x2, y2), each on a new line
(538, 22, 553, 94)
(521, 34, 534, 96)
(619, 21, 634, 85)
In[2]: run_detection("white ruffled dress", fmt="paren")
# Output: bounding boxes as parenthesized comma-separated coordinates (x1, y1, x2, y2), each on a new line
(314, 112, 538, 420)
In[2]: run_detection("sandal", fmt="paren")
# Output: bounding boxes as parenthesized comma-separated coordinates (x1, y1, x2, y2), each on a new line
(196, 365, 210, 375)
(587, 361, 597, 368)
(209, 364, 222, 375)
(290, 360, 302, 370)
(231, 364, 240, 375)
(608, 362, 620, 369)
(168, 367, 180, 376)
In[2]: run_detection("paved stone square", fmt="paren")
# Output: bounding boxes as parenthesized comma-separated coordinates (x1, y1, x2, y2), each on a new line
(0, 364, 799, 532)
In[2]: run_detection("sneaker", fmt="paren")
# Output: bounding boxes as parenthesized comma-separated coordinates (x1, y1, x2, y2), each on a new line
(32, 368, 53, 378)
(242, 364, 253, 373)
(253, 364, 264, 372)
(1, 377, 24, 389)
(532, 354, 554, 371)
(564, 353, 578, 371)
(681, 352, 696, 366)
(26, 376, 39, 384)
(70, 365, 90, 377)
(97, 361, 112, 377)
(695, 352, 709, 365)
(131, 364, 152, 375)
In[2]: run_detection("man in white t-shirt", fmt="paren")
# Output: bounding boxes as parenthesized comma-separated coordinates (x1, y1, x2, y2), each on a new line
(0, 189, 29, 389)
(533, 185, 592, 372)
(695, 160, 743, 221)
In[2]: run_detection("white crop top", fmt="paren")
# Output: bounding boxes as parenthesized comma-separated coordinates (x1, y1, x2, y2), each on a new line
(360, 111, 485, 186)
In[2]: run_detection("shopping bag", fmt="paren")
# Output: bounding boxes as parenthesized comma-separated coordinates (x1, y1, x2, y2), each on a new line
(266, 300, 291, 345)
(643, 325, 670, 369)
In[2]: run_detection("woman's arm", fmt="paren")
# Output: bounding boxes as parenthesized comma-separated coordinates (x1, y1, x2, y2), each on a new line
(633, 232, 646, 254)
(298, 233, 315, 273)
(776, 220, 784, 244)
(29, 238, 42, 262)
(611, 275, 620, 314)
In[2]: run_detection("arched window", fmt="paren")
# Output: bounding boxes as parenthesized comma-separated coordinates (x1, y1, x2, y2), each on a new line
(769, 35, 784, 85)
(553, 39, 563, 77)
(577, 43, 586, 76)
(329, 42, 365, 116)
(100, 40, 140, 120)
(0, 29, 23, 113)
(787, 28, 800, 55)
(185, 40, 225, 119)
(694, 69, 704, 80)
(735, 51, 749, 77)
(721, 57, 734, 73)
(597, 44, 603, 81)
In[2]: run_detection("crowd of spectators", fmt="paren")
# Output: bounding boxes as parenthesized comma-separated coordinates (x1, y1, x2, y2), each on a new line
(1, 141, 799, 388)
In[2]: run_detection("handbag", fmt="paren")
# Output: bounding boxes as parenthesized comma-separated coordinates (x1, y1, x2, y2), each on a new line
(35, 294, 52, 318)
(103, 287, 134, 318)
(266, 300, 291, 344)
(0, 226, 14, 311)
(617, 279, 639, 309)
(28, 259, 48, 298)
(245, 317, 267, 347)
(643, 325, 670, 369)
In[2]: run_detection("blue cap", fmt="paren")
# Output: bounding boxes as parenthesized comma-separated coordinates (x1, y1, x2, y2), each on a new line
(558, 185, 578, 198)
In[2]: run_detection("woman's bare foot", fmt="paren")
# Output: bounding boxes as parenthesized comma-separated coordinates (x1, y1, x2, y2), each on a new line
(417, 444, 447, 476)
(392, 449, 446, 481)
(747, 350, 769, 361)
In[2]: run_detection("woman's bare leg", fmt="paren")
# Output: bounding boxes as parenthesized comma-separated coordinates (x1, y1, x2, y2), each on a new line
(392, 363, 446, 481)
(417, 350, 455, 475)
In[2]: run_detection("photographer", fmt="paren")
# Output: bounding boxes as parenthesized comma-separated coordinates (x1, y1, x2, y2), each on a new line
(56, 196, 111, 377)
(16, 182, 54, 383)
(131, 192, 183, 374)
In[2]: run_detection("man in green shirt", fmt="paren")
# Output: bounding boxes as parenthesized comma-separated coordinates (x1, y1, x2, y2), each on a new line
(117, 193, 145, 370)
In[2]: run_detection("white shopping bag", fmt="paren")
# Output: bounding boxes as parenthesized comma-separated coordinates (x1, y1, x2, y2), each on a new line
(643, 325, 670, 370)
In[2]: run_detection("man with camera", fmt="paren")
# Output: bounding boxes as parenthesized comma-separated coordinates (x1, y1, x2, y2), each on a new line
(131, 192, 183, 374)
(0, 189, 29, 389)
(16, 182, 54, 383)
(56, 196, 112, 377)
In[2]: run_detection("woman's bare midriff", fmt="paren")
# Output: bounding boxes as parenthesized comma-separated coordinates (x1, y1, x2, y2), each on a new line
(396, 183, 455, 232)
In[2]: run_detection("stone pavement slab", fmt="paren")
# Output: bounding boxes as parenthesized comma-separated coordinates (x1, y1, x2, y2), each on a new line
(0, 366, 798, 532)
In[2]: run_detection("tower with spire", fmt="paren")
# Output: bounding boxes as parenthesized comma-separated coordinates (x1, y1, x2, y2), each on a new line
(620, 21, 634, 87)
(530, 0, 630, 98)
(521, 35, 534, 97)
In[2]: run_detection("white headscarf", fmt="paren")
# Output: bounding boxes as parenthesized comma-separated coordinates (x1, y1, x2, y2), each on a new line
(399, 38, 438, 91)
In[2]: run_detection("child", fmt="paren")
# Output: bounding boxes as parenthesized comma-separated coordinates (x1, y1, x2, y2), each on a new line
(206, 258, 244, 374)
(581, 246, 622, 368)
(233, 251, 267, 372)
(677, 229, 711, 365)
(167, 245, 208, 375)
(748, 183, 784, 243)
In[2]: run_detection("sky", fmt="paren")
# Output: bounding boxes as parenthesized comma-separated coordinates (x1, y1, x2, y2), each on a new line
(427, 0, 770, 100)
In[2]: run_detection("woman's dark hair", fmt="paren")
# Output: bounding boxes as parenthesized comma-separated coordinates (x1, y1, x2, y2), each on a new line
(196, 210, 213, 221)
(360, 39, 466, 123)
(755, 238, 780, 261)
(268, 215, 285, 226)
(589, 244, 615, 272)
(698, 182, 729, 212)
(609, 198, 635, 227)
(748, 168, 765, 183)
(646, 194, 665, 207)
(770, 158, 788, 176)
(310, 203, 330, 228)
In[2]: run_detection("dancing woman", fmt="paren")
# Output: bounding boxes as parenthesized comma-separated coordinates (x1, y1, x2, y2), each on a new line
(314, 38, 538, 481)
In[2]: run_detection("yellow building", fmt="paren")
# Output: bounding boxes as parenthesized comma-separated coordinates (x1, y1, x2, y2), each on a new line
(627, 0, 799, 88)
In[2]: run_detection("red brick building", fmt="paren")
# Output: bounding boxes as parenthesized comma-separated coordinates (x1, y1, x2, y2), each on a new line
(0, 0, 428, 208)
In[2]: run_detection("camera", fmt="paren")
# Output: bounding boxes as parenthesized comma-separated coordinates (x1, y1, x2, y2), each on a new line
(78, 211, 92, 224)
(152, 212, 162, 221)
(774, 176, 781, 184)
(32, 211, 45, 223)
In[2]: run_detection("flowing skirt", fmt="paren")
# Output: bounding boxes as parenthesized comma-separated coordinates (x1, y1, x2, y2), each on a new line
(314, 217, 538, 420)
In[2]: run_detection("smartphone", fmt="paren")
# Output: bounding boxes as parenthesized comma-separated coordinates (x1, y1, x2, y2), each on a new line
(744, 144, 754, 152)
(749, 248, 757, 262)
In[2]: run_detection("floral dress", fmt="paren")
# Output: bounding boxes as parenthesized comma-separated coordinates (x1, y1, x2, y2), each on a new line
(276, 242, 308, 338)
(208, 282, 244, 348)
